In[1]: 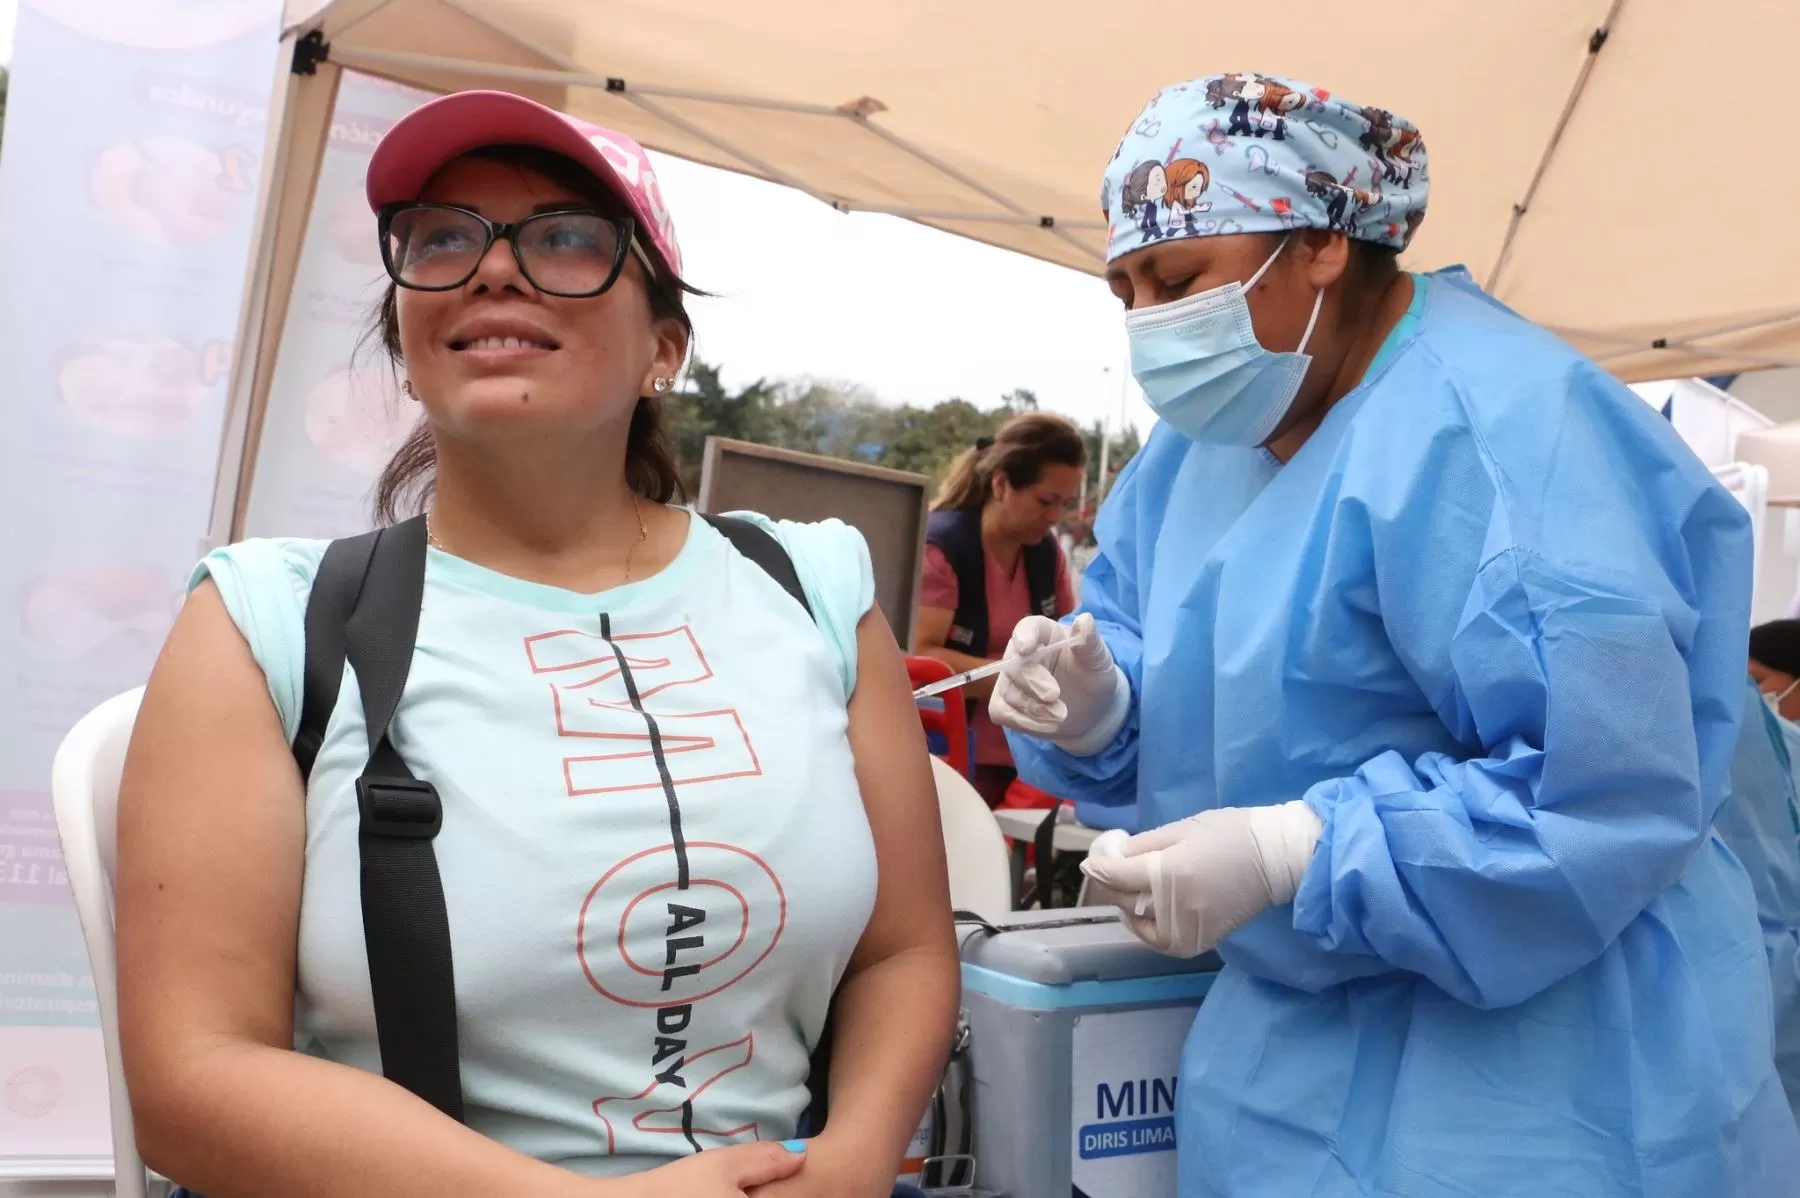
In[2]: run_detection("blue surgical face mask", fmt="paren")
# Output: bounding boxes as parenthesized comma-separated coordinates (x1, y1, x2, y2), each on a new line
(1125, 236, 1324, 447)
(1765, 677, 1800, 720)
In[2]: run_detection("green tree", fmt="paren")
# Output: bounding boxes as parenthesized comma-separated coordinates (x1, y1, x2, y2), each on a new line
(878, 398, 998, 480)
(664, 358, 781, 496)
(760, 378, 888, 459)
(665, 365, 1079, 499)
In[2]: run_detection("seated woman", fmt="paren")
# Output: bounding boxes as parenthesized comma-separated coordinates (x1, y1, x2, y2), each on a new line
(114, 90, 958, 1198)
(915, 413, 1085, 805)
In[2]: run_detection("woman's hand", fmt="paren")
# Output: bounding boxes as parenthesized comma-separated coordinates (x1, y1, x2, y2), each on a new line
(745, 1134, 894, 1197)
(612, 1142, 806, 1197)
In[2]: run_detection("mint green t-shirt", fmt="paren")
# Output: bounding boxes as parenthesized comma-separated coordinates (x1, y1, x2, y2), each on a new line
(193, 512, 878, 1177)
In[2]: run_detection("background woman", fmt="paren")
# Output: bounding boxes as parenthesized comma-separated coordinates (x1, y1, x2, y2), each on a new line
(915, 412, 1084, 805)
(114, 90, 957, 1198)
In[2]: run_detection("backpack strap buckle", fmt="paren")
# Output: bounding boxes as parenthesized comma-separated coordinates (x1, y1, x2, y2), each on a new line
(356, 775, 443, 839)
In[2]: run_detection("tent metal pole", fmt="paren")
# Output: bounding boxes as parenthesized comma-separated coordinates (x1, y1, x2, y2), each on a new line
(853, 117, 1102, 260)
(1484, 0, 1625, 295)
(299, 0, 400, 42)
(622, 94, 1103, 234)
(1587, 307, 1800, 348)
(1555, 307, 1800, 368)
(618, 92, 840, 207)
(600, 83, 843, 117)
(207, 44, 343, 546)
(847, 204, 1101, 228)
(327, 44, 846, 117)
(329, 40, 1104, 257)
(1590, 342, 1800, 369)
(206, 32, 304, 552)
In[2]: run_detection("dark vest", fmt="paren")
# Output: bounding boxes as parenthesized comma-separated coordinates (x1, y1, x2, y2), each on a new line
(925, 508, 1059, 657)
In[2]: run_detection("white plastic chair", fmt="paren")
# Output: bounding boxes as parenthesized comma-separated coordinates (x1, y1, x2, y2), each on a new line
(929, 756, 1013, 921)
(50, 687, 148, 1198)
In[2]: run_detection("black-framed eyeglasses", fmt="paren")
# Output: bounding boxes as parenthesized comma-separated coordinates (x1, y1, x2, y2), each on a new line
(377, 203, 654, 298)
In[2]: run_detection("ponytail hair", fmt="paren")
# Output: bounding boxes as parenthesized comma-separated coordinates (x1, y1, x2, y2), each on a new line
(931, 412, 1087, 512)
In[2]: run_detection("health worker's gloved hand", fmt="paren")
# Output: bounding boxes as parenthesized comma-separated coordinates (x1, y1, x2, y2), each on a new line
(987, 613, 1130, 756)
(1080, 802, 1323, 958)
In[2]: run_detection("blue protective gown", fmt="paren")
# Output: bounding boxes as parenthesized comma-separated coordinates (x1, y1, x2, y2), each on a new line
(1010, 269, 1800, 1196)
(1718, 680, 1800, 1116)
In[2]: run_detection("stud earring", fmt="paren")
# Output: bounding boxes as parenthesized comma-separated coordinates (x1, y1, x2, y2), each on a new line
(652, 377, 671, 393)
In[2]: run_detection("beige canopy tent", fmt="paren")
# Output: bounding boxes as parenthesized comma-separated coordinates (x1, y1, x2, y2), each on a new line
(210, 0, 1800, 543)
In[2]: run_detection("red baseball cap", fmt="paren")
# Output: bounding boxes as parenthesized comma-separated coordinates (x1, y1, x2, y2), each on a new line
(366, 90, 683, 277)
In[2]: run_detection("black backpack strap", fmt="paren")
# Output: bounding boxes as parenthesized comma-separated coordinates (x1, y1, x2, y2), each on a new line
(341, 516, 464, 1121)
(1026, 806, 1061, 908)
(702, 514, 842, 1125)
(702, 514, 815, 622)
(294, 528, 382, 783)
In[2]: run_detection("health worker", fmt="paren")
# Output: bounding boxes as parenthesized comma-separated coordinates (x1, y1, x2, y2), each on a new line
(1733, 619, 1800, 1115)
(992, 73, 1800, 1196)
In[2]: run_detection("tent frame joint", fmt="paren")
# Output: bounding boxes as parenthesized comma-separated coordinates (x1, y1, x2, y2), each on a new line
(292, 29, 331, 76)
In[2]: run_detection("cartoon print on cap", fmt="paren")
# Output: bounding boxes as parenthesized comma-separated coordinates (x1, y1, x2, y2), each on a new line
(1164, 159, 1212, 238)
(1205, 73, 1253, 111)
(1359, 107, 1424, 189)
(1219, 75, 1306, 143)
(1102, 73, 1429, 261)
(1121, 160, 1166, 245)
(1305, 170, 1354, 233)
(1304, 169, 1381, 235)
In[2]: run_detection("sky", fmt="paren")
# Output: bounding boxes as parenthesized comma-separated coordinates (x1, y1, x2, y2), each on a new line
(0, 0, 1153, 436)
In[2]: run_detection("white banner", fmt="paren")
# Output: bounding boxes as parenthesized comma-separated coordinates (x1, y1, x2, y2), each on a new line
(0, 0, 278, 1170)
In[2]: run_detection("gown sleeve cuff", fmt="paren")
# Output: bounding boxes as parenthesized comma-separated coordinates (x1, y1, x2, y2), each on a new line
(1291, 774, 1373, 953)
(1049, 664, 1133, 758)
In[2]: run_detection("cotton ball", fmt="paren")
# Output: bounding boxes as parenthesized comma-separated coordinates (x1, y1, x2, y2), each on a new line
(1084, 829, 1150, 915)
(1089, 828, 1130, 858)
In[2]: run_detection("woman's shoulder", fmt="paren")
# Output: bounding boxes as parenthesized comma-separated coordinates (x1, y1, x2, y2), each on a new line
(193, 535, 330, 592)
(714, 513, 872, 594)
(189, 536, 331, 741)
(191, 536, 330, 633)
(715, 512, 876, 698)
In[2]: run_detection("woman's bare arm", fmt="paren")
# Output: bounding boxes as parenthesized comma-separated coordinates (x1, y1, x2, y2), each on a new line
(759, 608, 960, 1195)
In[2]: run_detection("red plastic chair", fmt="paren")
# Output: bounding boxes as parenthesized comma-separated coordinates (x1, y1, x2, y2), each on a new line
(999, 778, 1061, 811)
(905, 656, 970, 780)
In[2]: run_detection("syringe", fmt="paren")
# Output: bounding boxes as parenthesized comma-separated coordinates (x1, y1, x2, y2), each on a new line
(911, 641, 1064, 700)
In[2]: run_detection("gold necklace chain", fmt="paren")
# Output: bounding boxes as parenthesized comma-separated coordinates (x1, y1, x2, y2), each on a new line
(621, 493, 648, 582)
(425, 494, 649, 582)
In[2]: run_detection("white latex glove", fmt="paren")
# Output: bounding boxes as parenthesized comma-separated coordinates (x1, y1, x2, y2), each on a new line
(987, 613, 1131, 756)
(1080, 801, 1324, 958)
